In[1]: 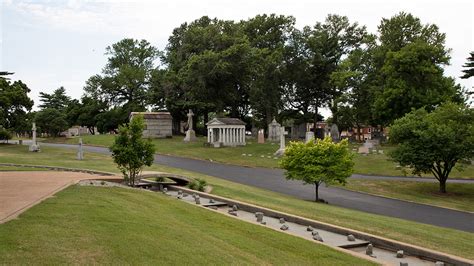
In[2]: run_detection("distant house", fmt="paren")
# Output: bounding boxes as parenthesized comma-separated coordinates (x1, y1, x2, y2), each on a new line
(129, 112, 173, 138)
(346, 126, 388, 141)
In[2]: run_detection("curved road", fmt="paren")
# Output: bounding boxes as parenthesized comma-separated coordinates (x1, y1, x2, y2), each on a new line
(30, 142, 474, 232)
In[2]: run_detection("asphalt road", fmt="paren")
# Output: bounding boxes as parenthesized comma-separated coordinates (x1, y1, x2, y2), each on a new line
(22, 142, 474, 232)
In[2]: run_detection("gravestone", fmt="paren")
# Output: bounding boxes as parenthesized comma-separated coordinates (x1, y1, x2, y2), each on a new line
(257, 129, 265, 144)
(274, 127, 286, 156)
(183, 109, 197, 142)
(77, 138, 84, 160)
(305, 131, 314, 143)
(28, 123, 40, 152)
(267, 118, 281, 141)
(358, 146, 369, 154)
(330, 124, 340, 142)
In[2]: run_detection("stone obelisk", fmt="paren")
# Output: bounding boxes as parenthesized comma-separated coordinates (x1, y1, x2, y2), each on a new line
(274, 126, 286, 156)
(29, 122, 40, 152)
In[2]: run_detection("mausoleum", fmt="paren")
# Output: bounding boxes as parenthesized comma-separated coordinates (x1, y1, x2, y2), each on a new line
(129, 112, 172, 138)
(206, 118, 246, 147)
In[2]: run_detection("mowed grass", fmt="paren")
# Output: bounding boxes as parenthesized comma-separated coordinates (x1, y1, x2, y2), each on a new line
(0, 186, 371, 265)
(340, 179, 474, 212)
(44, 135, 474, 179)
(0, 144, 473, 259)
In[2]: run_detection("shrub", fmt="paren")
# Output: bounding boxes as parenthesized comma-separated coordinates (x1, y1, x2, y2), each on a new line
(188, 178, 207, 192)
(0, 128, 12, 142)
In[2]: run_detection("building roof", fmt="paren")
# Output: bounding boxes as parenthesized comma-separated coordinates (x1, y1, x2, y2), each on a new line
(129, 112, 172, 120)
(206, 117, 246, 126)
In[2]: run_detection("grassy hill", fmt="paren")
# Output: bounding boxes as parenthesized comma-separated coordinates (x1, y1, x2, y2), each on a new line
(0, 185, 372, 265)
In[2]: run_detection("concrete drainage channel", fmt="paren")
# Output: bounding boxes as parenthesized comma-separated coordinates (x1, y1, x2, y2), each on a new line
(156, 185, 471, 266)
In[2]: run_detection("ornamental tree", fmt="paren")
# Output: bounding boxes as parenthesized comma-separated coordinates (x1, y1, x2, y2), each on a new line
(389, 102, 474, 193)
(280, 137, 354, 201)
(110, 115, 155, 186)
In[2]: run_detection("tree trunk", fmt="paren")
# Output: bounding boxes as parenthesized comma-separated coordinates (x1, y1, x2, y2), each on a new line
(314, 182, 320, 202)
(439, 179, 447, 193)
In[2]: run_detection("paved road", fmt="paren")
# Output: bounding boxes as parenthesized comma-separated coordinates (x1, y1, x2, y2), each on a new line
(20, 142, 474, 232)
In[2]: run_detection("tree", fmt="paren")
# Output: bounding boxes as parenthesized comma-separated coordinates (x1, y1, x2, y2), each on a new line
(38, 87, 71, 111)
(0, 127, 12, 142)
(284, 15, 367, 128)
(373, 41, 463, 125)
(102, 38, 159, 112)
(461, 51, 474, 79)
(110, 115, 155, 186)
(389, 102, 474, 193)
(280, 137, 354, 201)
(35, 108, 68, 137)
(0, 79, 34, 132)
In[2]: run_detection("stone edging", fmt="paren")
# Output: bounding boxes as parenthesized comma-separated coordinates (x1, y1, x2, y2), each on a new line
(169, 185, 473, 266)
(0, 163, 116, 176)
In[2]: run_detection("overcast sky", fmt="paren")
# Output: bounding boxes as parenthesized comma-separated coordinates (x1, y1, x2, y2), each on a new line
(1, 0, 473, 117)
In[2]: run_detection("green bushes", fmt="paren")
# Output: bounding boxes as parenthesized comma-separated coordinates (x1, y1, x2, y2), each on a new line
(188, 178, 207, 192)
(0, 128, 12, 142)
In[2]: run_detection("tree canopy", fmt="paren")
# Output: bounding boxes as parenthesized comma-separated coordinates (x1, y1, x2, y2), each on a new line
(389, 102, 474, 193)
(280, 137, 354, 201)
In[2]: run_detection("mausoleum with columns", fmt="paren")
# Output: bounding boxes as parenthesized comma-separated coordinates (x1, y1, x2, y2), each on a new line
(206, 118, 246, 147)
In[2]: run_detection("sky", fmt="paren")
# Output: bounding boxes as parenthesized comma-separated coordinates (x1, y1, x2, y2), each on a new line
(1, 0, 473, 118)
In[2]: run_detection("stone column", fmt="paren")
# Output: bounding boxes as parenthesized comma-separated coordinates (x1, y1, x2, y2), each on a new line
(232, 128, 235, 143)
(220, 128, 223, 142)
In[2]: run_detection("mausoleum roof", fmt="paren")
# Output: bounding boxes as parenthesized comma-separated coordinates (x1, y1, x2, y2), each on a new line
(207, 117, 246, 126)
(130, 112, 172, 120)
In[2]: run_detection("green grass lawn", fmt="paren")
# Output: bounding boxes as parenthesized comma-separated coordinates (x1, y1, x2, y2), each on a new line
(0, 186, 371, 265)
(43, 135, 474, 179)
(0, 144, 472, 259)
(340, 179, 474, 212)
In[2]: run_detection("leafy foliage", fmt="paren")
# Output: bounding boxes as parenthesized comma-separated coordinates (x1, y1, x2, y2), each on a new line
(39, 87, 71, 111)
(280, 137, 354, 201)
(461, 51, 474, 79)
(187, 178, 208, 192)
(0, 127, 12, 141)
(35, 108, 68, 137)
(0, 79, 34, 132)
(110, 115, 155, 186)
(389, 102, 474, 193)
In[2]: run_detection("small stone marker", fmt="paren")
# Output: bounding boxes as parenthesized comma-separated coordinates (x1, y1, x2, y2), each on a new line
(209, 198, 215, 204)
(255, 212, 264, 223)
(396, 250, 404, 258)
(358, 146, 369, 154)
(312, 233, 323, 242)
(162, 187, 168, 193)
(232, 205, 238, 211)
(178, 190, 183, 195)
(280, 224, 289, 231)
(366, 244, 373, 255)
(192, 193, 196, 198)
(279, 218, 285, 224)
(306, 226, 314, 232)
(347, 234, 356, 241)
(194, 195, 200, 205)
(257, 129, 265, 144)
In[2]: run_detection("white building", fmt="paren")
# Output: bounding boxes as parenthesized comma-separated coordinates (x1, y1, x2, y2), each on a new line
(206, 118, 246, 147)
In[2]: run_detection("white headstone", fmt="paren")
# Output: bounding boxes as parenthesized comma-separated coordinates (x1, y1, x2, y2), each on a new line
(274, 126, 286, 156)
(305, 131, 315, 143)
(330, 124, 340, 142)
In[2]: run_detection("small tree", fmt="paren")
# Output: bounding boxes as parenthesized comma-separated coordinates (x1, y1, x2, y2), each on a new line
(389, 103, 474, 193)
(280, 137, 354, 202)
(110, 115, 155, 186)
(0, 127, 12, 143)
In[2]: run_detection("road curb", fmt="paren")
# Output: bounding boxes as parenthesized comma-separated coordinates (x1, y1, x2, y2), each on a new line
(0, 163, 117, 176)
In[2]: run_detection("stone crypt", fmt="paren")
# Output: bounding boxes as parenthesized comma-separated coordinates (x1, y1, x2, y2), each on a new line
(206, 118, 246, 147)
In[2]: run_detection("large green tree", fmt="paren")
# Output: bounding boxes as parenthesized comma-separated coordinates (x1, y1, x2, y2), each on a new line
(0, 79, 34, 132)
(371, 12, 463, 126)
(35, 108, 68, 137)
(389, 102, 474, 193)
(285, 15, 367, 127)
(38, 87, 71, 111)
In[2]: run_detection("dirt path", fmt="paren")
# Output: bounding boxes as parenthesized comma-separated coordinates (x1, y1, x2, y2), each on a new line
(0, 171, 120, 223)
